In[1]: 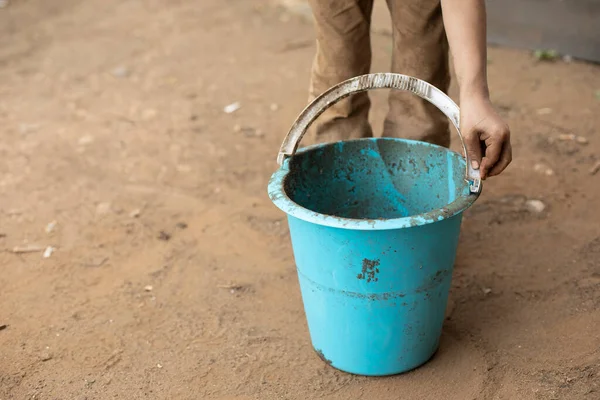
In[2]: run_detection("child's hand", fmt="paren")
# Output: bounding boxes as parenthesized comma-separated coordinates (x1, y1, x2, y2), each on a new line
(460, 96, 512, 180)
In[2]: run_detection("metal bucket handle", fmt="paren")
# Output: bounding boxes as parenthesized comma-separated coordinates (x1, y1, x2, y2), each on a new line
(276, 73, 481, 194)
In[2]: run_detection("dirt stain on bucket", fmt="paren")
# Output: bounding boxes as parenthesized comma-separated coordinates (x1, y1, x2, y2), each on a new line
(314, 349, 333, 365)
(357, 258, 380, 283)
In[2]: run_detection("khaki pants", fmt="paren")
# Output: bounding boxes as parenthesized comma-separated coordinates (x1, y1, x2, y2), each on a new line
(307, 0, 451, 147)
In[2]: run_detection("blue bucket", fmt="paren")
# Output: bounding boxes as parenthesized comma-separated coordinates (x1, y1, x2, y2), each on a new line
(268, 74, 482, 376)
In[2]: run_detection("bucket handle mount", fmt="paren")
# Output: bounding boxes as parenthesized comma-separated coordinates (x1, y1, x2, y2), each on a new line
(276, 73, 481, 194)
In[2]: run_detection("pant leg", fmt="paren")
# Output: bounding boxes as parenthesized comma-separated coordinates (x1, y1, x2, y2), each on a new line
(383, 0, 451, 147)
(306, 0, 375, 145)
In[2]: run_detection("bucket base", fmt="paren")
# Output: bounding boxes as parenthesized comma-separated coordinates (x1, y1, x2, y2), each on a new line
(313, 345, 440, 376)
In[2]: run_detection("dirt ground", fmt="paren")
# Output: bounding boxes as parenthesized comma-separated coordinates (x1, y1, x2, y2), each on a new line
(0, 0, 599, 399)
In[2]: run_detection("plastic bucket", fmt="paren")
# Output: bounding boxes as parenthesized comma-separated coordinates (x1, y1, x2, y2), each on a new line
(268, 73, 481, 376)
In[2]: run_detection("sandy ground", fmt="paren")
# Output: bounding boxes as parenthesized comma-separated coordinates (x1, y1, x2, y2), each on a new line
(0, 0, 599, 399)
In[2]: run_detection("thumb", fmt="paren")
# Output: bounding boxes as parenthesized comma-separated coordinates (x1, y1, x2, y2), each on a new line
(463, 127, 483, 172)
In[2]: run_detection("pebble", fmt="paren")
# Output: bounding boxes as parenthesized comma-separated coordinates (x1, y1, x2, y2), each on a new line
(558, 134, 588, 145)
(533, 163, 554, 176)
(223, 102, 241, 114)
(270, 103, 279, 111)
(43, 246, 55, 259)
(144, 285, 153, 292)
(45, 221, 57, 233)
(129, 209, 141, 218)
(525, 199, 546, 213)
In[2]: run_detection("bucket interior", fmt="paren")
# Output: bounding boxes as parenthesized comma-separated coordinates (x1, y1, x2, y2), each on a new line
(283, 138, 471, 220)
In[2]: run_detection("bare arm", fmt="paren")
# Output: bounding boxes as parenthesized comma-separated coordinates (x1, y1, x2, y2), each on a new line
(441, 0, 512, 179)
(441, 0, 489, 98)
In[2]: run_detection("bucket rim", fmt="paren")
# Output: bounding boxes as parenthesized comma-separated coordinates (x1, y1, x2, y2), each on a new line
(267, 138, 480, 231)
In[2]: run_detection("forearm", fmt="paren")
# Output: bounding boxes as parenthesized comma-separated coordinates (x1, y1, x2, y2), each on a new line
(440, 0, 489, 99)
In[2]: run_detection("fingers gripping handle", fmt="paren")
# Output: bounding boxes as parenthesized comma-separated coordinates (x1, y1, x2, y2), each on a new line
(277, 73, 482, 194)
